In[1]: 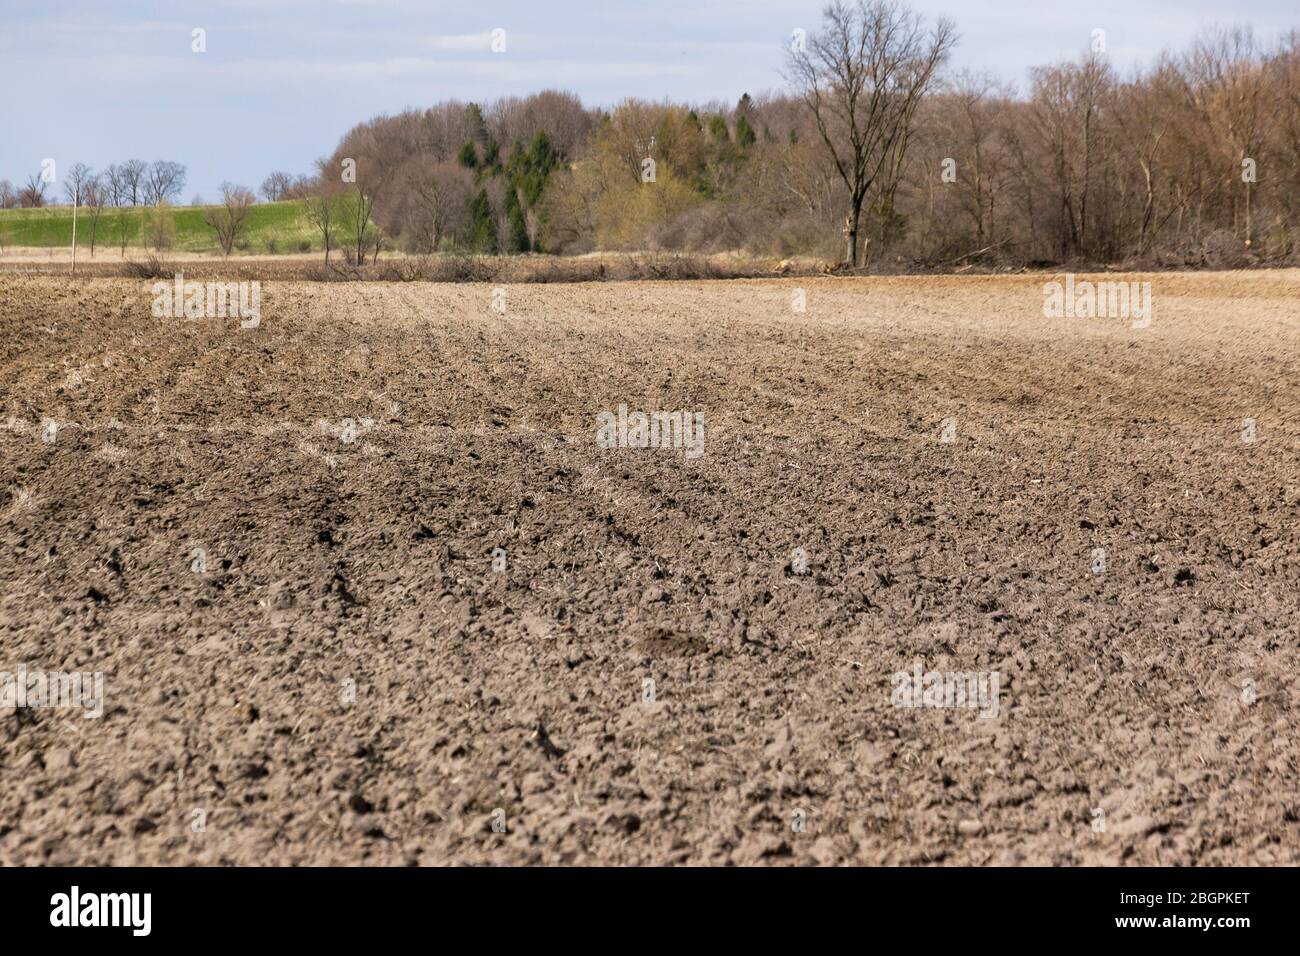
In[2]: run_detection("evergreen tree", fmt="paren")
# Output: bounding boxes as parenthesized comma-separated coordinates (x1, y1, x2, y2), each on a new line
(458, 141, 478, 169)
(466, 189, 497, 252)
(507, 132, 558, 206)
(505, 187, 531, 253)
(735, 114, 756, 149)
(465, 103, 489, 143)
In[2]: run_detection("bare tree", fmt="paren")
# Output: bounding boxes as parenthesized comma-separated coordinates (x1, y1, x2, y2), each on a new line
(63, 162, 94, 206)
(121, 159, 148, 206)
(387, 159, 473, 252)
(84, 175, 107, 256)
(786, 0, 956, 264)
(286, 174, 316, 200)
(145, 202, 177, 250)
(304, 192, 340, 262)
(0, 179, 18, 209)
(202, 183, 256, 255)
(1190, 27, 1273, 248)
(144, 161, 187, 206)
(19, 173, 49, 208)
(1112, 65, 1177, 254)
(260, 171, 295, 202)
(487, 90, 597, 163)
(342, 184, 378, 264)
(939, 72, 1013, 247)
(103, 164, 124, 207)
(102, 164, 136, 256)
(62, 165, 92, 274)
(1027, 54, 1114, 259)
(344, 173, 380, 264)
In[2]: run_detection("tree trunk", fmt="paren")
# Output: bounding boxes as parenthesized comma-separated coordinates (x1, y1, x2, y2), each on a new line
(846, 195, 864, 266)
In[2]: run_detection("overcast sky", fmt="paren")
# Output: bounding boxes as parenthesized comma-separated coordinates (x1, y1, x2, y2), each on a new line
(3, 0, 1296, 199)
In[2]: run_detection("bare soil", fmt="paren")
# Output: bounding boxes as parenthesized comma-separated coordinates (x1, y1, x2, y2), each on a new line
(1, 271, 1298, 865)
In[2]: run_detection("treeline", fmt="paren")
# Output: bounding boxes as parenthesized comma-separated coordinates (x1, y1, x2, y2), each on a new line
(913, 28, 1300, 267)
(9, 2, 1298, 269)
(1, 159, 186, 210)
(0, 159, 190, 256)
(293, 15, 1300, 269)
(303, 90, 809, 264)
(302, 91, 592, 263)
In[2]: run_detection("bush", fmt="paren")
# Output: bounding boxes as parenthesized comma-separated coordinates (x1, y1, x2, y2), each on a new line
(639, 253, 721, 280)
(1201, 229, 1257, 269)
(521, 257, 608, 283)
(443, 253, 498, 282)
(145, 204, 176, 251)
(649, 205, 752, 253)
(371, 253, 499, 282)
(123, 253, 172, 279)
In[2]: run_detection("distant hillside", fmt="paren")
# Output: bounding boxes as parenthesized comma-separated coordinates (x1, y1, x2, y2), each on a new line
(0, 200, 318, 254)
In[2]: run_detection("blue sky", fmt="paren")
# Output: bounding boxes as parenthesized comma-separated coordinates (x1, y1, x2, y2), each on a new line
(2, 0, 1296, 199)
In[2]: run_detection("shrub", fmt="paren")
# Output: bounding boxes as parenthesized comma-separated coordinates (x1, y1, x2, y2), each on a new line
(123, 253, 172, 279)
(145, 204, 176, 251)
